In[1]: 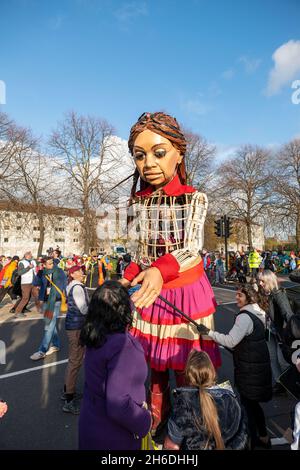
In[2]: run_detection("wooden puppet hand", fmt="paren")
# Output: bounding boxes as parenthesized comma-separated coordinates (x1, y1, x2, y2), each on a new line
(131, 267, 163, 309)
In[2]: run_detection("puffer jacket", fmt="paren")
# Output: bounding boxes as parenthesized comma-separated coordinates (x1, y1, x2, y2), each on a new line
(167, 386, 248, 450)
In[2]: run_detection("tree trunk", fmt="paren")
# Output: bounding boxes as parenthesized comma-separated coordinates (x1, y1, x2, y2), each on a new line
(246, 220, 253, 251)
(37, 215, 45, 256)
(83, 209, 90, 254)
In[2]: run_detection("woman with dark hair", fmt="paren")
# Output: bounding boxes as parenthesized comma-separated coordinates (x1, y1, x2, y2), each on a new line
(78, 281, 151, 450)
(120, 111, 220, 434)
(163, 350, 248, 450)
(197, 284, 272, 449)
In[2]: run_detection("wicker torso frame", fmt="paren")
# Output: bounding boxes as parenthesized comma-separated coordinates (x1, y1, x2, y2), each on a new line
(128, 190, 208, 265)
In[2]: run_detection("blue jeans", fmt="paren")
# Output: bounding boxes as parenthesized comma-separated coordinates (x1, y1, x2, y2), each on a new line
(39, 301, 61, 353)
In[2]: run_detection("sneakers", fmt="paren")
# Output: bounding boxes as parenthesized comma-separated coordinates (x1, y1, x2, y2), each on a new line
(30, 351, 46, 361)
(60, 391, 83, 401)
(14, 312, 27, 319)
(62, 399, 81, 415)
(45, 346, 60, 356)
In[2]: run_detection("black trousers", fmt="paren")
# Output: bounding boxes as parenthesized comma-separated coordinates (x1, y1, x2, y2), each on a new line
(240, 395, 268, 446)
(0, 286, 14, 304)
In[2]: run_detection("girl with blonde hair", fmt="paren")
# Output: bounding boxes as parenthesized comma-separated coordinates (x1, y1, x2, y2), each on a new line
(163, 350, 247, 450)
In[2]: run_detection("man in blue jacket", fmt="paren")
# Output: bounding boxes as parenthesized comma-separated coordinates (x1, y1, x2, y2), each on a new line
(30, 257, 67, 360)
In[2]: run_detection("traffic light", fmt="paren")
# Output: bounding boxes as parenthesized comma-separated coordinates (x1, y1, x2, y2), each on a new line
(224, 217, 233, 238)
(214, 218, 223, 237)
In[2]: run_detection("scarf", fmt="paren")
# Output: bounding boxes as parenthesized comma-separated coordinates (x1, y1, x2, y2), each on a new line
(43, 267, 64, 320)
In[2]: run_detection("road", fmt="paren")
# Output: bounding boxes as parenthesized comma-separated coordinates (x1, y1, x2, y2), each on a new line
(0, 279, 298, 450)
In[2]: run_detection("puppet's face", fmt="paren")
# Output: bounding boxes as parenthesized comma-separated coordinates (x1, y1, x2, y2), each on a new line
(133, 130, 182, 189)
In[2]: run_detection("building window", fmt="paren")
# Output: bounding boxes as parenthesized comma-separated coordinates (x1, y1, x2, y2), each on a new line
(33, 227, 40, 231)
(16, 214, 22, 219)
(33, 238, 40, 242)
(4, 226, 9, 230)
(73, 238, 79, 242)
(55, 227, 64, 232)
(4, 213, 9, 217)
(4, 238, 8, 243)
(58, 217, 63, 221)
(17, 226, 21, 230)
(55, 238, 65, 243)
(74, 228, 79, 232)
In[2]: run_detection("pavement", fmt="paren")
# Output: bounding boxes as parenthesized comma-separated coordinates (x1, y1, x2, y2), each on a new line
(0, 276, 298, 450)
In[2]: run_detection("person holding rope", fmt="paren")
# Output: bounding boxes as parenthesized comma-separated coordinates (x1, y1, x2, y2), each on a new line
(120, 111, 220, 435)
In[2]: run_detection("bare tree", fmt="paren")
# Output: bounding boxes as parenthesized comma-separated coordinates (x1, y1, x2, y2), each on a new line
(183, 130, 216, 190)
(0, 112, 36, 185)
(49, 111, 121, 253)
(272, 139, 300, 248)
(215, 145, 272, 249)
(0, 115, 61, 255)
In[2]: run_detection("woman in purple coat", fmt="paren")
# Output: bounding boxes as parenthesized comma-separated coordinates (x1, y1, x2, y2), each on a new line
(78, 281, 152, 450)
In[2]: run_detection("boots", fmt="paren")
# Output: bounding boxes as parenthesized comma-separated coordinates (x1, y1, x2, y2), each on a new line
(148, 385, 171, 437)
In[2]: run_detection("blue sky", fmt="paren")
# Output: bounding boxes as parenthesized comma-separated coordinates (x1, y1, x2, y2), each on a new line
(1, 0, 300, 156)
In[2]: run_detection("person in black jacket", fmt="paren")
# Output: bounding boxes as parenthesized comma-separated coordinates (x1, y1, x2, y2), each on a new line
(62, 265, 89, 414)
(197, 284, 272, 449)
(163, 350, 248, 450)
(257, 270, 293, 393)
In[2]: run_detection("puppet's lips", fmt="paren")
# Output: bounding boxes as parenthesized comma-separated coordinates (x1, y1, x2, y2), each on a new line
(144, 173, 163, 178)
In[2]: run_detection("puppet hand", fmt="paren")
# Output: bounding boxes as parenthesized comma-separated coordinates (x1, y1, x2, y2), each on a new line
(197, 323, 210, 335)
(131, 267, 163, 309)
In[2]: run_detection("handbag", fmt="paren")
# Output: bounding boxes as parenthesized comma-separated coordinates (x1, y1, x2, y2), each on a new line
(141, 432, 158, 450)
(45, 275, 68, 313)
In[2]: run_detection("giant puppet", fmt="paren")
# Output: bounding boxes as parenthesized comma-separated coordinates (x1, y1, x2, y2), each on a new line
(121, 112, 221, 434)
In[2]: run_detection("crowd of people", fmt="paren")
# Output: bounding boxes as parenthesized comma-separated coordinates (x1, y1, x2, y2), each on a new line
(201, 248, 300, 285)
(1, 249, 300, 450)
(1, 109, 300, 452)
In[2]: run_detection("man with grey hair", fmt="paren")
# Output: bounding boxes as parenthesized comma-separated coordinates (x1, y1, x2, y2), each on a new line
(13, 251, 36, 318)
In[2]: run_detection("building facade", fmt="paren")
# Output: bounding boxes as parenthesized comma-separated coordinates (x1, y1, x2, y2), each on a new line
(0, 201, 84, 256)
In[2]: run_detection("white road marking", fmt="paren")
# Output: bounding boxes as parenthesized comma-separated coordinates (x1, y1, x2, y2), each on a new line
(217, 301, 236, 305)
(213, 286, 236, 293)
(0, 359, 68, 380)
(1, 315, 65, 324)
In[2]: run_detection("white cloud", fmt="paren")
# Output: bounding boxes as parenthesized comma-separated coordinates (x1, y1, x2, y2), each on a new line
(181, 96, 212, 116)
(48, 15, 63, 30)
(214, 144, 238, 162)
(114, 2, 148, 23)
(221, 69, 235, 80)
(239, 56, 261, 74)
(266, 40, 300, 96)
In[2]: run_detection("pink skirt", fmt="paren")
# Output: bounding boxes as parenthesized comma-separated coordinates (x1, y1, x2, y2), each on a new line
(131, 262, 221, 371)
